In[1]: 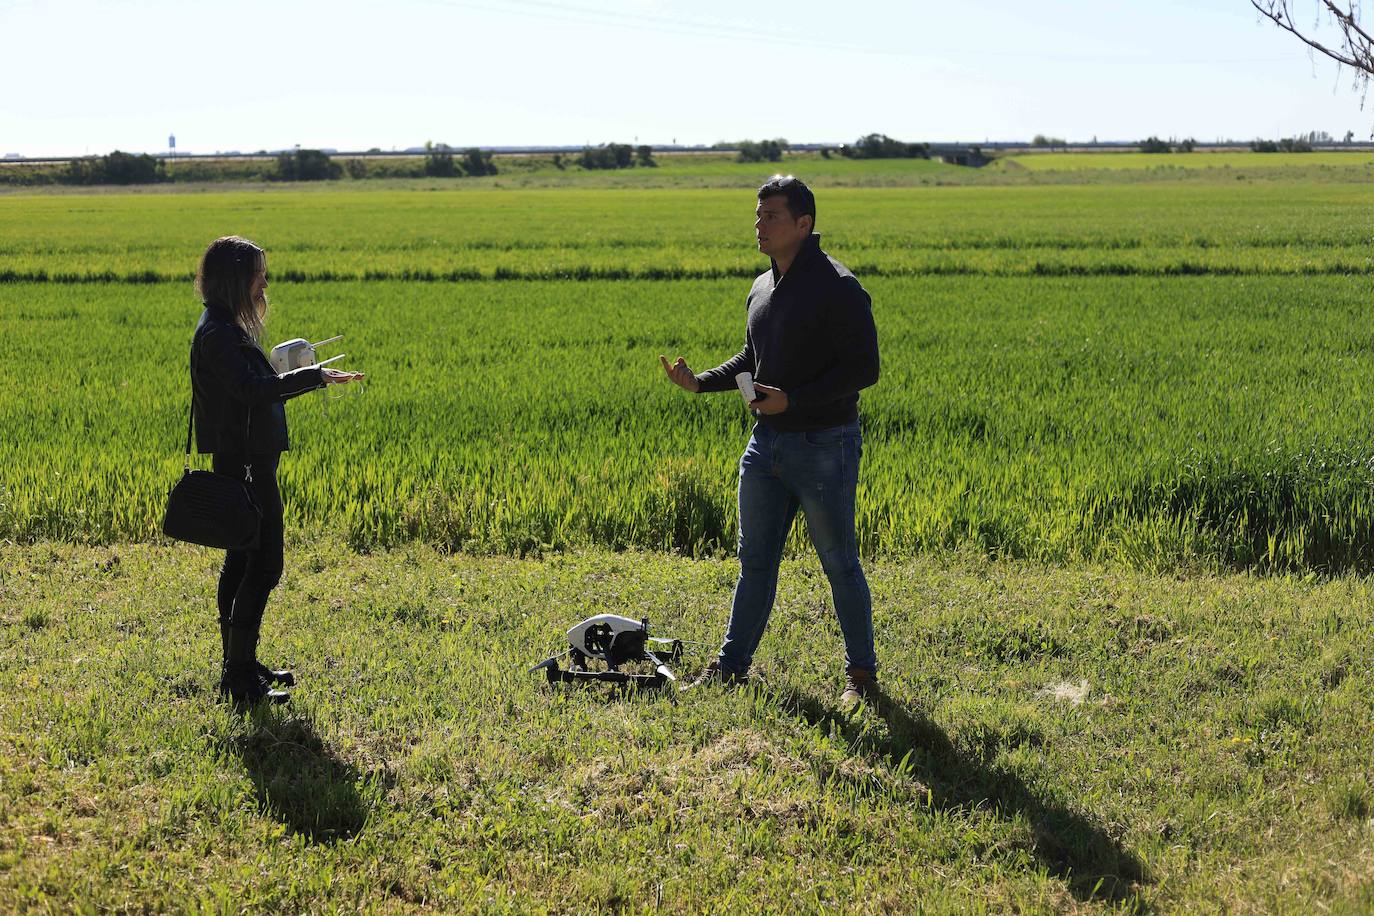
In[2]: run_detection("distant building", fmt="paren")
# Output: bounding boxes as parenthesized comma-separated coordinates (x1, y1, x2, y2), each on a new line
(3, 153, 21, 159)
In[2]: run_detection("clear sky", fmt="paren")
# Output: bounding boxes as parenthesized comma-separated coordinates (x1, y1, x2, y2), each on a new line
(2, 0, 1371, 156)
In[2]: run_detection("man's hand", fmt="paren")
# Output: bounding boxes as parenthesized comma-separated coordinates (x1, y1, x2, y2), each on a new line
(659, 355, 701, 393)
(751, 383, 788, 415)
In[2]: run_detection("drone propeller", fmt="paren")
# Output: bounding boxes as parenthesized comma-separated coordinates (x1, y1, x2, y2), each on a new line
(526, 651, 568, 675)
(644, 650, 676, 682)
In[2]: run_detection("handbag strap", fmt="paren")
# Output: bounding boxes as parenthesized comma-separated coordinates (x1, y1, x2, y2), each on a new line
(183, 402, 194, 472)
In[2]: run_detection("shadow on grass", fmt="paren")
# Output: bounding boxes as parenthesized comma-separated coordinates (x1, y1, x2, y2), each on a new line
(230, 708, 385, 844)
(773, 683, 1149, 907)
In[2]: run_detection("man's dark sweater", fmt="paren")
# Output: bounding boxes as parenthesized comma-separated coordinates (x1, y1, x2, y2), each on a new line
(695, 233, 879, 432)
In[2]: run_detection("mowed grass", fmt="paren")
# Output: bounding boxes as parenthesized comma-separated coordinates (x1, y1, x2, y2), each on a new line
(2, 540, 1373, 911)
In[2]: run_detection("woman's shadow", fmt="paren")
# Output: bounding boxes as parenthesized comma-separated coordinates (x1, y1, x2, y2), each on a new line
(773, 682, 1148, 905)
(228, 707, 386, 844)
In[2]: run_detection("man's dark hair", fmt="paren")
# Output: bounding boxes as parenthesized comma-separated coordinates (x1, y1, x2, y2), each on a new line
(757, 174, 816, 229)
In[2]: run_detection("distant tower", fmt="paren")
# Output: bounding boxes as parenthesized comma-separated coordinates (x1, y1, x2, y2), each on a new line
(168, 134, 176, 158)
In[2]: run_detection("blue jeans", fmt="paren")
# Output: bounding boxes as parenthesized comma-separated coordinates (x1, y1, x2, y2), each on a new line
(717, 420, 877, 675)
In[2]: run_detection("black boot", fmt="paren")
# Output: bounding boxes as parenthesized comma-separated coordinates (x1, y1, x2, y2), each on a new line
(220, 625, 289, 707)
(249, 628, 296, 687)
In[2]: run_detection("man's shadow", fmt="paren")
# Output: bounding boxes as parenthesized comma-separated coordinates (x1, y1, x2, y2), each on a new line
(772, 683, 1148, 905)
(229, 708, 385, 844)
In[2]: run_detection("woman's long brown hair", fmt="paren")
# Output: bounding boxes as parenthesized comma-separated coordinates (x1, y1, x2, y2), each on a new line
(195, 236, 267, 341)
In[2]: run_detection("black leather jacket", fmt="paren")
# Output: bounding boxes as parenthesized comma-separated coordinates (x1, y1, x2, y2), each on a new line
(190, 306, 324, 455)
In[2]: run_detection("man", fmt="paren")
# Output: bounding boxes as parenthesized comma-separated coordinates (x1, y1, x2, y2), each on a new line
(659, 175, 880, 707)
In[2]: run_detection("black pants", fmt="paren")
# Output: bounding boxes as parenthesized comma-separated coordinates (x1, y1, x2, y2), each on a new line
(213, 452, 284, 633)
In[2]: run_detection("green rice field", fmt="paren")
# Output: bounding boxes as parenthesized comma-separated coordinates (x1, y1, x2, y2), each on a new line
(4, 158, 1374, 572)
(998, 149, 1374, 172)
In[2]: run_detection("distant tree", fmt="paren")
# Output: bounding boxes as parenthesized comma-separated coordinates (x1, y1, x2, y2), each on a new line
(635, 144, 657, 167)
(820, 147, 832, 159)
(61, 151, 163, 185)
(840, 133, 929, 159)
(736, 138, 788, 162)
(344, 158, 369, 179)
(1177, 137, 1197, 152)
(579, 143, 635, 169)
(1251, 138, 1281, 152)
(1031, 134, 1067, 149)
(461, 148, 497, 176)
(104, 151, 163, 183)
(1279, 135, 1314, 151)
(579, 146, 605, 169)
(552, 153, 565, 170)
(273, 149, 340, 181)
(62, 158, 106, 185)
(424, 142, 459, 177)
(1345, 129, 1356, 142)
(1139, 136, 1172, 153)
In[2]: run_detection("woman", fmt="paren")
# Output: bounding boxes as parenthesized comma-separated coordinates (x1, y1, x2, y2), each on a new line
(191, 236, 361, 706)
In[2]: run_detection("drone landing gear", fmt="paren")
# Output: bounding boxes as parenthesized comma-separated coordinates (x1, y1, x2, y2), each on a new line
(530, 642, 683, 691)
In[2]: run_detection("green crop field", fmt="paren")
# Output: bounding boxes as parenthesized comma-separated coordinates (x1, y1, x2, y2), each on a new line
(5, 157, 1374, 911)
(5, 170, 1374, 570)
(997, 150, 1374, 172)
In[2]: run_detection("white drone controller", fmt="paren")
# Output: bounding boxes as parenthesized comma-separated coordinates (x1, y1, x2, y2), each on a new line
(269, 334, 345, 374)
(735, 370, 757, 404)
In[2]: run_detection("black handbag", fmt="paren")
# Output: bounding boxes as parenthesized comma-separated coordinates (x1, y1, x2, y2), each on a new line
(162, 401, 262, 550)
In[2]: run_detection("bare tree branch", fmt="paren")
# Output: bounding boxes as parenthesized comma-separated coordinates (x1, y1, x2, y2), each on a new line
(1252, 0, 1374, 79)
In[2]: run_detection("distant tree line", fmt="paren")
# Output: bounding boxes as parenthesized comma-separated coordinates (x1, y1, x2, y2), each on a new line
(839, 133, 931, 159)
(9, 147, 505, 187)
(1251, 137, 1313, 153)
(578, 143, 655, 169)
(1138, 136, 1197, 153)
(61, 151, 165, 185)
(272, 149, 341, 181)
(736, 139, 789, 162)
(418, 143, 498, 177)
(1250, 131, 1342, 153)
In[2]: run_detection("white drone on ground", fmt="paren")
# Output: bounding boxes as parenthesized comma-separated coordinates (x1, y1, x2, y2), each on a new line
(529, 614, 685, 690)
